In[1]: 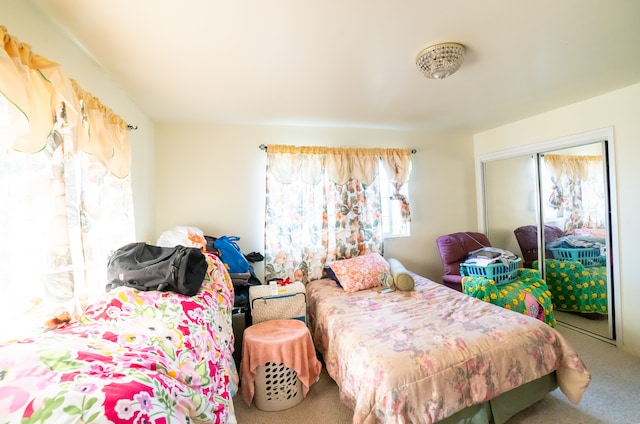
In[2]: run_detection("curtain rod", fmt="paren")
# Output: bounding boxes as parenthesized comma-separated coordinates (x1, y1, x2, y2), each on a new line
(258, 144, 416, 154)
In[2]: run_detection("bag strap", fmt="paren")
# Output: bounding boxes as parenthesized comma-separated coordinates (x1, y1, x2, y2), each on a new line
(464, 232, 488, 248)
(151, 245, 186, 292)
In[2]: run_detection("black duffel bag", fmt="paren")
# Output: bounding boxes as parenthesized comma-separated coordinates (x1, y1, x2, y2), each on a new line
(106, 242, 208, 296)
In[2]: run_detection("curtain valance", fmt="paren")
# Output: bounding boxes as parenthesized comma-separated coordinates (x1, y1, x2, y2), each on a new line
(266, 144, 413, 186)
(544, 154, 602, 181)
(1, 26, 131, 177)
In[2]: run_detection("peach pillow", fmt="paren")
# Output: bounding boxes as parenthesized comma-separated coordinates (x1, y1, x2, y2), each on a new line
(329, 253, 389, 293)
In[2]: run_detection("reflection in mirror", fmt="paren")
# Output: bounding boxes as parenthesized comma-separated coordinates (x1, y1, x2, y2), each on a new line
(539, 143, 611, 339)
(483, 140, 614, 341)
(484, 155, 537, 255)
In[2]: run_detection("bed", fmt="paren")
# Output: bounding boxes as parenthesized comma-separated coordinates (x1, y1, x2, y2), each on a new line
(0, 252, 238, 424)
(307, 271, 591, 424)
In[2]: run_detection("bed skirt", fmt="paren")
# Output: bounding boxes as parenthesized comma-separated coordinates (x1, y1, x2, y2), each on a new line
(438, 372, 557, 424)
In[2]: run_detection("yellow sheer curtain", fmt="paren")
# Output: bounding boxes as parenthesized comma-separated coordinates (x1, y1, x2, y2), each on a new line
(1, 26, 131, 178)
(544, 154, 600, 182)
(267, 144, 412, 186)
(0, 27, 135, 342)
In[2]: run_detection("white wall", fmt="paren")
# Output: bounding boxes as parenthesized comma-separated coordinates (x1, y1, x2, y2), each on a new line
(155, 124, 477, 282)
(2, 0, 157, 242)
(474, 83, 640, 357)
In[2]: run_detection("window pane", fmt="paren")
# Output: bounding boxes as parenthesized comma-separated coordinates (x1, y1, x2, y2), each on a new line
(378, 162, 410, 238)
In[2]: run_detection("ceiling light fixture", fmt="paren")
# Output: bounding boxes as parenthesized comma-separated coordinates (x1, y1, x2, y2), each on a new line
(415, 42, 466, 79)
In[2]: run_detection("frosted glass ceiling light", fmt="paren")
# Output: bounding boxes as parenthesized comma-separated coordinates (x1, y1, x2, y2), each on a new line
(416, 42, 466, 79)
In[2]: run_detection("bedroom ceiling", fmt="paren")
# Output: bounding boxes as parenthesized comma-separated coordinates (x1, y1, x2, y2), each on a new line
(29, 0, 640, 133)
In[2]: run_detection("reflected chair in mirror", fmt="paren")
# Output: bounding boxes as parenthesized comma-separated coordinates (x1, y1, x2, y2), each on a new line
(513, 225, 565, 268)
(435, 232, 491, 292)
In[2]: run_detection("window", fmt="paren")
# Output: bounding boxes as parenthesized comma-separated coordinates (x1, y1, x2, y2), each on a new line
(263, 145, 412, 282)
(379, 162, 411, 238)
(0, 96, 135, 342)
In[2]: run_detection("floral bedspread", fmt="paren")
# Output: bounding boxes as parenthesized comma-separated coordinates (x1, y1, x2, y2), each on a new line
(307, 275, 591, 424)
(0, 252, 238, 424)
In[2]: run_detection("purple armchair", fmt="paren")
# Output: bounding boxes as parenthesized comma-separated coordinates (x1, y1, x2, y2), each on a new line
(513, 225, 565, 268)
(435, 232, 492, 292)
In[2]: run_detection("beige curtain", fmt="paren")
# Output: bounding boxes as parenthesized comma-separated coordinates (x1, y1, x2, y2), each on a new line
(544, 154, 599, 182)
(1, 26, 131, 178)
(267, 144, 412, 186)
(0, 27, 135, 341)
(544, 154, 605, 232)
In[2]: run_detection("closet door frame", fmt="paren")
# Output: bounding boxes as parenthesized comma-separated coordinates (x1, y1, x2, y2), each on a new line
(475, 127, 621, 346)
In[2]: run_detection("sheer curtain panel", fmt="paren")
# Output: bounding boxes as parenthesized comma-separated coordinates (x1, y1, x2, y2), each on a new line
(544, 154, 605, 232)
(264, 145, 412, 283)
(0, 27, 135, 342)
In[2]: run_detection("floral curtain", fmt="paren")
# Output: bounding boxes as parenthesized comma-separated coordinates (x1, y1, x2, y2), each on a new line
(0, 27, 135, 342)
(544, 154, 605, 233)
(264, 144, 412, 283)
(380, 150, 413, 223)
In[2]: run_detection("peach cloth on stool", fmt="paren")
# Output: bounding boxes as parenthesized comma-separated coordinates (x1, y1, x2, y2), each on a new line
(240, 319, 322, 405)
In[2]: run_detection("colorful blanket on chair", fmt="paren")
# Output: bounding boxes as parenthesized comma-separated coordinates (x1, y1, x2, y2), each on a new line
(542, 259, 608, 315)
(462, 268, 556, 327)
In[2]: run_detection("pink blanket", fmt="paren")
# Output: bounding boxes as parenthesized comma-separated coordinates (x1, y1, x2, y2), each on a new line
(240, 319, 321, 405)
(307, 275, 591, 423)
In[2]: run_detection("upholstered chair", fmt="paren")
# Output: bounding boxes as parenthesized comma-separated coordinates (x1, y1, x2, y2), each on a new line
(435, 232, 492, 292)
(513, 225, 565, 268)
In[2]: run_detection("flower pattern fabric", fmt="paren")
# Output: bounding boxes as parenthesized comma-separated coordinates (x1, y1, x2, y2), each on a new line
(543, 259, 608, 315)
(307, 275, 590, 424)
(462, 268, 556, 327)
(0, 253, 238, 424)
(328, 252, 390, 293)
(264, 164, 383, 283)
(543, 154, 605, 233)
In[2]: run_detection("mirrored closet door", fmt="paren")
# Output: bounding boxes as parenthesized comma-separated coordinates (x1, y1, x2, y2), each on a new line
(481, 131, 617, 342)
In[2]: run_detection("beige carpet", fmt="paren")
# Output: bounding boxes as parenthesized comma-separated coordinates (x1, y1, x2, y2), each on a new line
(233, 326, 640, 423)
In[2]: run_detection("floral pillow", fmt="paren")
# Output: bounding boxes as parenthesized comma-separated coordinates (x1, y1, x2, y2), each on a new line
(329, 253, 389, 293)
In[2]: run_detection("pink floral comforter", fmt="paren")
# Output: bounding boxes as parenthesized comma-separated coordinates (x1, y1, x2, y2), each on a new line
(307, 275, 591, 424)
(0, 253, 237, 424)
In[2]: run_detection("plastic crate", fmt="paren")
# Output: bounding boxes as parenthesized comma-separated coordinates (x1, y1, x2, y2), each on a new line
(548, 247, 605, 267)
(460, 258, 521, 285)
